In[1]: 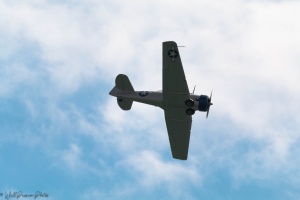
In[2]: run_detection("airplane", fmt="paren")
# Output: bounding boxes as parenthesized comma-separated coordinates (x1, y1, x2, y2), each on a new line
(109, 41, 213, 160)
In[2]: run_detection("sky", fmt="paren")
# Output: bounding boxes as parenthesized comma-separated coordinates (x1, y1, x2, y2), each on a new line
(0, 0, 300, 199)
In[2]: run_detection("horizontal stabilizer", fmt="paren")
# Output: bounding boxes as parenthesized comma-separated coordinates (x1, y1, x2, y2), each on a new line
(116, 74, 134, 91)
(117, 96, 133, 110)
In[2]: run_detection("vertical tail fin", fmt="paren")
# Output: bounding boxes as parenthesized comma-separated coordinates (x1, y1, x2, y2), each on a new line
(109, 74, 134, 110)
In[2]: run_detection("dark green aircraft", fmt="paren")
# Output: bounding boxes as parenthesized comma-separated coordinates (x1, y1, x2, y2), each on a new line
(109, 41, 213, 160)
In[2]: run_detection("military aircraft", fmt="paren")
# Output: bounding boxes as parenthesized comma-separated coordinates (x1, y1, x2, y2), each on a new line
(109, 41, 213, 160)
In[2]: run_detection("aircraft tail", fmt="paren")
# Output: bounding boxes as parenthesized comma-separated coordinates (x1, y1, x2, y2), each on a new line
(109, 74, 134, 110)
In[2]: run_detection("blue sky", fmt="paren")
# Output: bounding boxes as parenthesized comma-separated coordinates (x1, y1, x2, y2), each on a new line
(1, 0, 300, 199)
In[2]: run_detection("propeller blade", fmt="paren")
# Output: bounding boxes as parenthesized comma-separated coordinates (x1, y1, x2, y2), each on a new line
(193, 85, 196, 94)
(206, 108, 210, 118)
(206, 90, 213, 118)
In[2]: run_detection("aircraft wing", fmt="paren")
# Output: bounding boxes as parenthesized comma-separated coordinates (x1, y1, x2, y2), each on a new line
(162, 41, 189, 95)
(164, 108, 192, 160)
(162, 41, 192, 160)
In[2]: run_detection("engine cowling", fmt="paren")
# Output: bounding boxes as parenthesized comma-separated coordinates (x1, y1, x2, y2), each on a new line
(198, 95, 209, 111)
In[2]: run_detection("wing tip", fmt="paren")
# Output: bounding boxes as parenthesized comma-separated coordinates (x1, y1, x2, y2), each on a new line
(173, 156, 188, 161)
(163, 41, 177, 46)
(172, 153, 188, 160)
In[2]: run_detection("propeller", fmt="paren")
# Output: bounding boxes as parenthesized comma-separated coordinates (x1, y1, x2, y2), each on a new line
(192, 85, 196, 94)
(206, 90, 213, 118)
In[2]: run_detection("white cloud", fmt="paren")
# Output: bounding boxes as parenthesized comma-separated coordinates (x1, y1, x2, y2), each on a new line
(0, 64, 37, 96)
(61, 143, 82, 171)
(125, 150, 201, 186)
(45, 0, 300, 181)
(1, 0, 300, 198)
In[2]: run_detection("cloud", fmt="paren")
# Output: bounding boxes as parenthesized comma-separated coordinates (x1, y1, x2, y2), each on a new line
(102, 0, 300, 148)
(1, 0, 300, 199)
(0, 64, 37, 96)
(61, 143, 82, 171)
(124, 151, 201, 187)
